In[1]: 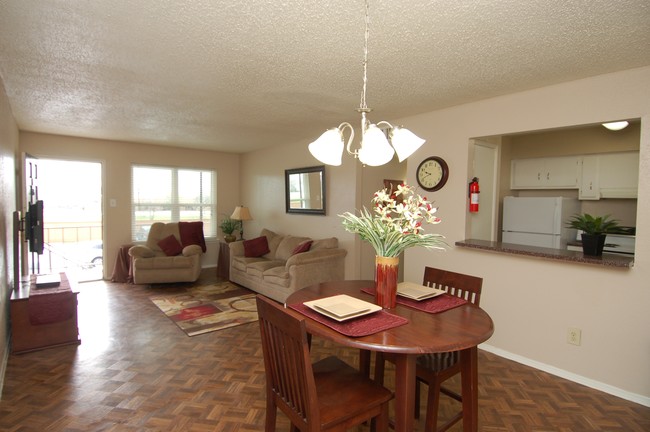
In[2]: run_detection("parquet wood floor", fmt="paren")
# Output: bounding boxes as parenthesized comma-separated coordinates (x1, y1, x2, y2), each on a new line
(1, 271, 648, 431)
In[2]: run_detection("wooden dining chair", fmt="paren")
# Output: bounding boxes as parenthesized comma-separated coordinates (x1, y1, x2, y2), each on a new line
(256, 295, 393, 432)
(374, 266, 483, 432)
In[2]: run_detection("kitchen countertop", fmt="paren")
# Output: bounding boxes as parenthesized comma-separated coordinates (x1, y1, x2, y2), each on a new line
(455, 239, 634, 268)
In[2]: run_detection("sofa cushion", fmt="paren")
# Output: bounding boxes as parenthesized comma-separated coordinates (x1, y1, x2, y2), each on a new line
(158, 235, 183, 256)
(232, 256, 267, 272)
(244, 236, 270, 257)
(276, 236, 311, 261)
(179, 221, 206, 252)
(246, 260, 285, 278)
(292, 240, 313, 255)
(135, 255, 194, 270)
(263, 266, 291, 288)
(311, 237, 338, 250)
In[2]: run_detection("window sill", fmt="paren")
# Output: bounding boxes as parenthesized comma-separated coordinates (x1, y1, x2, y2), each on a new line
(455, 239, 634, 268)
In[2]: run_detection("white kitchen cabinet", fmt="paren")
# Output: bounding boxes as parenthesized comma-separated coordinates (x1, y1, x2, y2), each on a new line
(579, 155, 600, 200)
(511, 156, 580, 189)
(598, 152, 639, 198)
(578, 151, 638, 199)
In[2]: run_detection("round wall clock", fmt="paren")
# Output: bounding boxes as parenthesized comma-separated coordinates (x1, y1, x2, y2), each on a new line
(416, 156, 449, 191)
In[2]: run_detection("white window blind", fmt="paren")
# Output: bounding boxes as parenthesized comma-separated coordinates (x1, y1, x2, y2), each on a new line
(131, 165, 216, 241)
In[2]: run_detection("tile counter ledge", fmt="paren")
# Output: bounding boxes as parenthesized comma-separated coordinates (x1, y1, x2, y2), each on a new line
(455, 239, 634, 268)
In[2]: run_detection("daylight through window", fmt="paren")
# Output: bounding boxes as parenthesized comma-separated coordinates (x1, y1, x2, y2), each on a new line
(131, 165, 216, 241)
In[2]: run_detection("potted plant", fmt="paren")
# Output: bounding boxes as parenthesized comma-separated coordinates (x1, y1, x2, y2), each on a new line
(566, 213, 622, 256)
(339, 183, 447, 308)
(219, 215, 241, 243)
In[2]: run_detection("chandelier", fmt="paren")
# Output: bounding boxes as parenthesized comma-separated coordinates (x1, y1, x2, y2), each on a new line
(308, 0, 425, 167)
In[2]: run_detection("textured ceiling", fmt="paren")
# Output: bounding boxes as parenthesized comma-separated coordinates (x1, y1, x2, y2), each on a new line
(0, 0, 649, 153)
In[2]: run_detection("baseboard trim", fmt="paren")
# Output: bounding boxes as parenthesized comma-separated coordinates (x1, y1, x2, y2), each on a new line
(479, 343, 650, 407)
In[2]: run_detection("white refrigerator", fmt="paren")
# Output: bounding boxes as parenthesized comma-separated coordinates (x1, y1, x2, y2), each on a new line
(501, 196, 580, 249)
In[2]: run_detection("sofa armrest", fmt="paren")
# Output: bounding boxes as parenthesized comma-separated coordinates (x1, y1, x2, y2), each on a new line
(285, 248, 347, 268)
(229, 241, 245, 257)
(182, 244, 203, 256)
(128, 245, 156, 259)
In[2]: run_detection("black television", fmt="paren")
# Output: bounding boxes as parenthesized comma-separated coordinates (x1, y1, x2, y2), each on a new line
(25, 200, 44, 254)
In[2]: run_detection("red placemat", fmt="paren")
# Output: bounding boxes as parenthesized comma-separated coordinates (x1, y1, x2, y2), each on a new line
(361, 287, 467, 314)
(288, 302, 408, 337)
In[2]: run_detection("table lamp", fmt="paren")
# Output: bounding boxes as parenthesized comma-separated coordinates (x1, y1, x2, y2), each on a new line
(230, 206, 253, 240)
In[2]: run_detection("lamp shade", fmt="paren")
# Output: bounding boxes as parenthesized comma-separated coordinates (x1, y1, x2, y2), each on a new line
(308, 129, 344, 166)
(391, 127, 426, 162)
(231, 206, 253, 221)
(358, 124, 394, 166)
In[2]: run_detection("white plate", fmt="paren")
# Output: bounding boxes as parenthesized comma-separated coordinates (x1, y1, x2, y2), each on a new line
(304, 294, 381, 322)
(397, 282, 446, 301)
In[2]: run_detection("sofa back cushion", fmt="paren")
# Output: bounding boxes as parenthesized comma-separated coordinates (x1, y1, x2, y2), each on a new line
(146, 222, 181, 254)
(311, 237, 338, 250)
(275, 236, 312, 261)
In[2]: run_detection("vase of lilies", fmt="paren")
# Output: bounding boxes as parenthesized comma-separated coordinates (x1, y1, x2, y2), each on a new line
(339, 183, 447, 308)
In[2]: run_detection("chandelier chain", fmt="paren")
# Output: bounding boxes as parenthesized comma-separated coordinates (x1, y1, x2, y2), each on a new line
(360, 0, 370, 111)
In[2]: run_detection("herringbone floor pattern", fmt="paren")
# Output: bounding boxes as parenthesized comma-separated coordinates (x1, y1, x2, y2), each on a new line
(1, 271, 648, 431)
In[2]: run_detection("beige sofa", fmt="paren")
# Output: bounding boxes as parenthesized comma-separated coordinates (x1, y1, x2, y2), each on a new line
(128, 222, 204, 284)
(229, 228, 347, 302)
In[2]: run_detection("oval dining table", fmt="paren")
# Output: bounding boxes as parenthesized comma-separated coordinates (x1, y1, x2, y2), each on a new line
(285, 280, 494, 432)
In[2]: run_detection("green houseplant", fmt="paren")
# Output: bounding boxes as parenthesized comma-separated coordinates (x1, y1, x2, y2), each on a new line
(219, 215, 241, 243)
(566, 213, 621, 256)
(339, 183, 447, 308)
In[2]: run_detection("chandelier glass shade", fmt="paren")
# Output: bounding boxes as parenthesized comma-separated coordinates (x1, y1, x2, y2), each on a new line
(308, 0, 425, 167)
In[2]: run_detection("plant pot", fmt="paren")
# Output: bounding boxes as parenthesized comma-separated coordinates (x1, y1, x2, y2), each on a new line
(375, 256, 399, 309)
(581, 233, 606, 256)
(224, 234, 237, 243)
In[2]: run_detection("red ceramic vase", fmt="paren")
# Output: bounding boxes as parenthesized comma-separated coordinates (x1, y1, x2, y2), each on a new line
(375, 256, 399, 309)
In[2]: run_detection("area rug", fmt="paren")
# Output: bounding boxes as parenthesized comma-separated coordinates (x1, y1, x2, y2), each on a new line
(150, 281, 258, 336)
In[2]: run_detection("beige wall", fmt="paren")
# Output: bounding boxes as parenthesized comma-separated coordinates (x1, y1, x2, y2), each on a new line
(509, 121, 640, 158)
(18, 133, 241, 277)
(401, 66, 650, 404)
(241, 66, 650, 405)
(0, 75, 19, 383)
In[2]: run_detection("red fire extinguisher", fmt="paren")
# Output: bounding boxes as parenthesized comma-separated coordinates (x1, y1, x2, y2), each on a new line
(469, 177, 480, 213)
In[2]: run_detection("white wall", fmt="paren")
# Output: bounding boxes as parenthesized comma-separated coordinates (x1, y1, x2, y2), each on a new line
(0, 74, 19, 392)
(241, 66, 650, 405)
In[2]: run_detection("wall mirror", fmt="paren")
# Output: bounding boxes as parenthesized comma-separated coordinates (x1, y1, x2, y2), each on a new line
(285, 165, 326, 215)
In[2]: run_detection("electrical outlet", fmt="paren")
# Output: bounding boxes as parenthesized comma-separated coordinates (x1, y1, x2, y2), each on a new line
(567, 327, 582, 346)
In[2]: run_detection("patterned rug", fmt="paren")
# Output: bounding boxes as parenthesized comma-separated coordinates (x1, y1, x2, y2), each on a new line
(150, 281, 258, 336)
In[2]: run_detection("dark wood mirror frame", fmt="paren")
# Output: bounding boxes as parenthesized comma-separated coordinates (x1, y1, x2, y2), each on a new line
(285, 165, 326, 215)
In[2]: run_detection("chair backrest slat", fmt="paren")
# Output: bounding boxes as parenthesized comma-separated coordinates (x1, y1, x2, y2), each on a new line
(257, 295, 319, 427)
(422, 266, 483, 306)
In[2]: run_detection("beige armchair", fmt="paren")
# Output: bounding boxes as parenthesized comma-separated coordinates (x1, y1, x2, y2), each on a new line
(128, 222, 205, 284)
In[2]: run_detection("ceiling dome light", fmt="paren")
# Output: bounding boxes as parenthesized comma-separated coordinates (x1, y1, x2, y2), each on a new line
(602, 121, 629, 131)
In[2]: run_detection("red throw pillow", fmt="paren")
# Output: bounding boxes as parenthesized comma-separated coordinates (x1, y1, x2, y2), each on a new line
(158, 235, 183, 256)
(292, 240, 313, 255)
(244, 236, 270, 258)
(179, 221, 207, 252)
